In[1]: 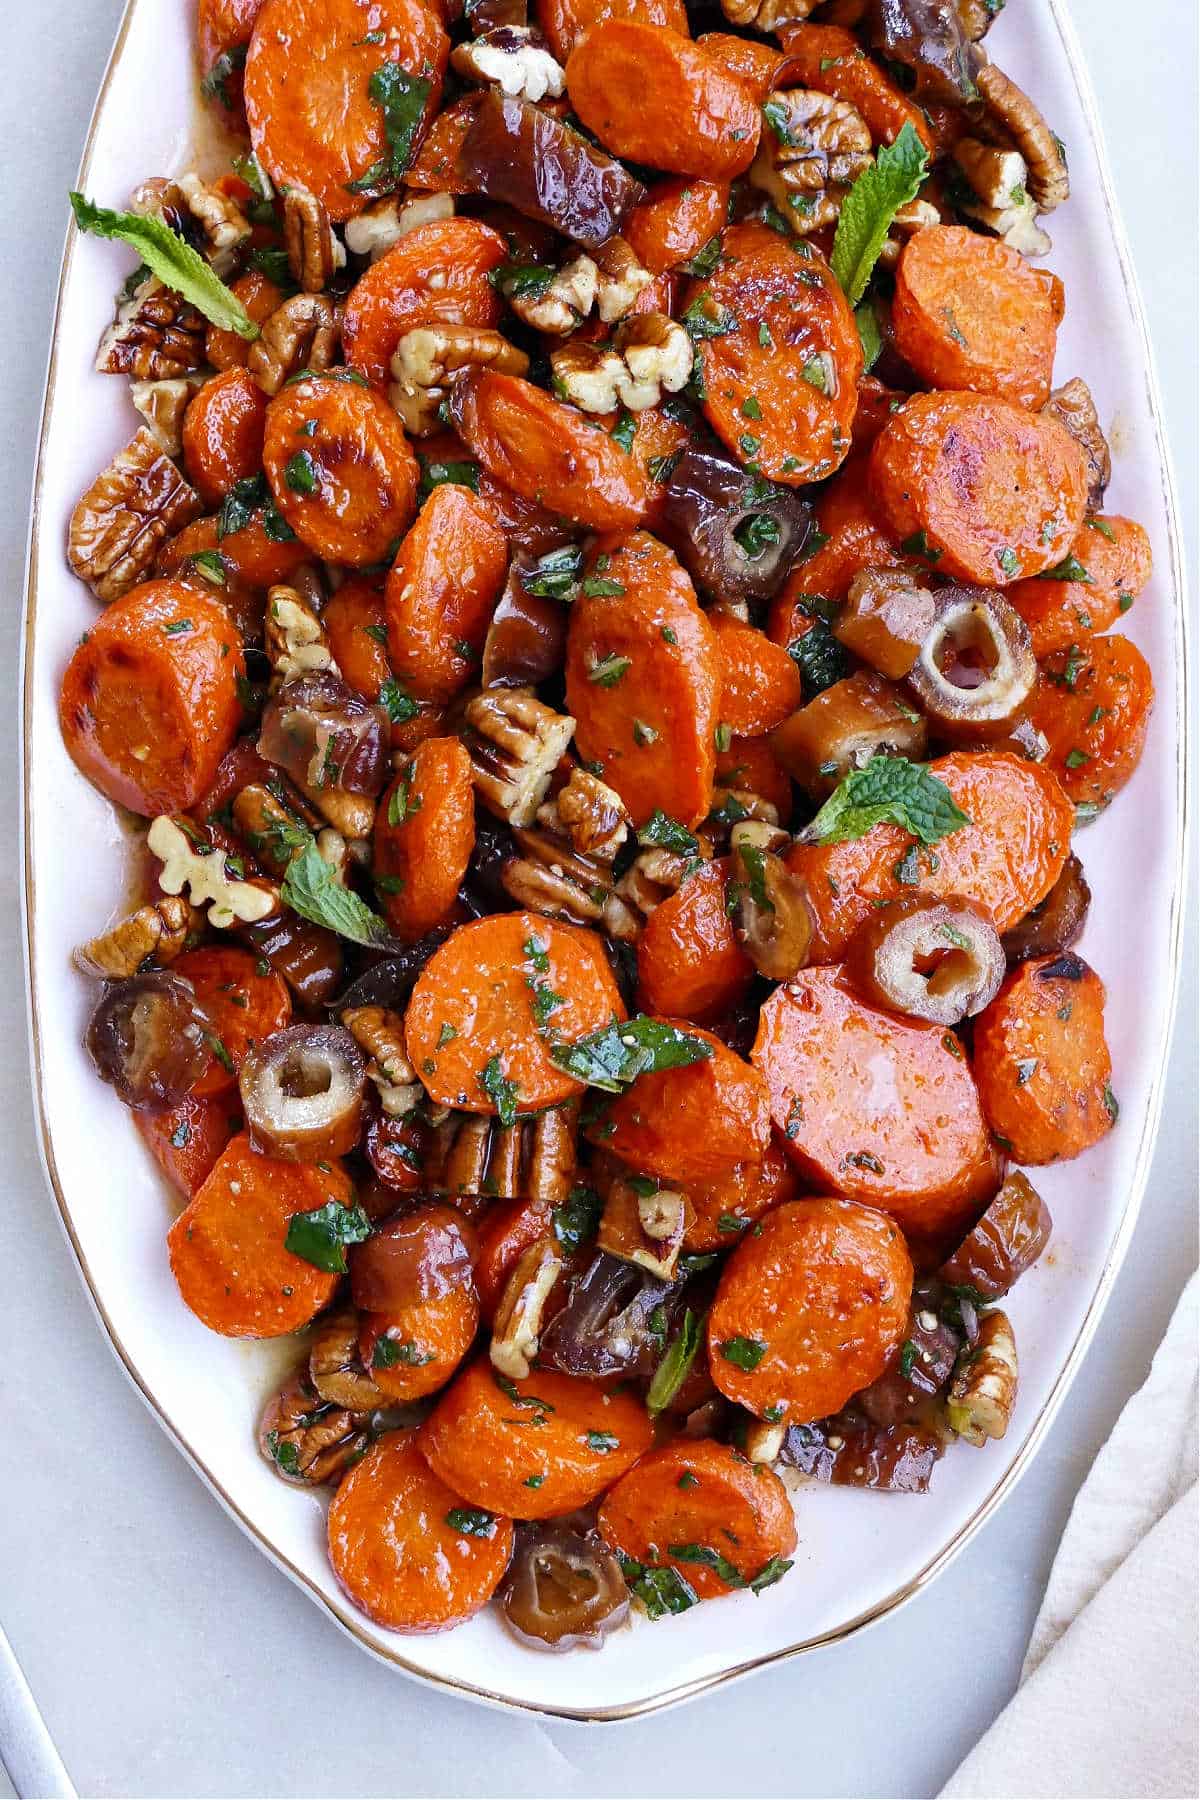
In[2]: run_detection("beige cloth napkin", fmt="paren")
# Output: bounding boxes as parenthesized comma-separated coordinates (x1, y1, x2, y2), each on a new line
(941, 1273, 1199, 1800)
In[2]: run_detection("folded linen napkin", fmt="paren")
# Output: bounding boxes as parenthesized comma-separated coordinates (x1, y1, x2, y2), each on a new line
(941, 1272, 1198, 1800)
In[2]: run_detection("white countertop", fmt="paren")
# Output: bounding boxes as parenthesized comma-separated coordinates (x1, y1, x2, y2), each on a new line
(2, 3, 1195, 1795)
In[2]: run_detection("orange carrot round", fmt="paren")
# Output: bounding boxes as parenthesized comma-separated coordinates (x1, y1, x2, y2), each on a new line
(172, 945, 293, 1098)
(624, 177, 730, 275)
(777, 21, 933, 151)
(359, 1280, 480, 1400)
(708, 1197, 913, 1420)
(585, 1025, 771, 1183)
(319, 577, 390, 703)
(710, 613, 803, 737)
(205, 270, 284, 373)
(158, 509, 311, 592)
(716, 733, 794, 823)
(385, 483, 508, 703)
(540, 0, 688, 64)
(473, 1198, 556, 1320)
(1026, 633, 1155, 808)
(373, 737, 475, 940)
(135, 1093, 240, 1200)
(341, 218, 506, 385)
(636, 859, 754, 1021)
(680, 1139, 800, 1252)
(1007, 515, 1153, 657)
(696, 32, 786, 102)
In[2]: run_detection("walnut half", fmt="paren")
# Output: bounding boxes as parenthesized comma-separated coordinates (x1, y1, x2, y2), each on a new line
(73, 894, 196, 979)
(68, 428, 202, 603)
(750, 89, 872, 235)
(148, 815, 279, 929)
(551, 312, 691, 414)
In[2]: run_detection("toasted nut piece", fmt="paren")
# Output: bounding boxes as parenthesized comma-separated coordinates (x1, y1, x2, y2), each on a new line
(505, 254, 600, 335)
(389, 324, 529, 436)
(174, 172, 253, 273)
(731, 843, 815, 981)
(954, 140, 1052, 257)
(548, 342, 632, 415)
(749, 89, 872, 236)
(551, 310, 691, 413)
(1043, 377, 1110, 510)
(729, 817, 789, 857)
(707, 789, 780, 851)
(130, 373, 206, 455)
(259, 1373, 367, 1485)
(308, 1308, 389, 1411)
(593, 237, 654, 324)
(615, 847, 696, 921)
(68, 427, 203, 603)
(598, 1174, 687, 1281)
(95, 273, 208, 380)
(974, 65, 1068, 214)
(537, 767, 630, 862)
(837, 567, 940, 681)
(344, 191, 455, 260)
(491, 1238, 565, 1380)
(264, 586, 339, 684)
(502, 827, 641, 940)
(720, 0, 817, 24)
(232, 784, 312, 875)
(148, 815, 279, 928)
(947, 1310, 1019, 1445)
(451, 25, 565, 102)
(878, 197, 944, 269)
(73, 894, 197, 978)
(526, 1103, 580, 1202)
(341, 1004, 423, 1117)
(426, 1103, 582, 1203)
(247, 294, 341, 396)
(773, 671, 928, 797)
(464, 687, 576, 827)
(743, 1417, 787, 1464)
(283, 185, 347, 293)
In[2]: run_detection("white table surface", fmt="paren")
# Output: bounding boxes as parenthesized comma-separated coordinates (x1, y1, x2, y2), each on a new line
(2, 4, 1195, 1796)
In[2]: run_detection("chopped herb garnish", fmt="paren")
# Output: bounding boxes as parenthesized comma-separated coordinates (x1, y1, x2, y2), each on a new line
(720, 1335, 767, 1371)
(479, 1055, 519, 1126)
(284, 1201, 372, 1274)
(549, 1016, 713, 1093)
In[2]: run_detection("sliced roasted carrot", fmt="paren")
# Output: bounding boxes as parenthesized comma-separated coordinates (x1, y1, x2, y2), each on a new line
(59, 580, 244, 816)
(206, 270, 285, 372)
(1007, 514, 1153, 657)
(585, 1025, 771, 1182)
(565, 531, 719, 826)
(696, 32, 786, 102)
(167, 1131, 353, 1335)
(419, 1358, 654, 1518)
(567, 23, 760, 180)
(786, 751, 1074, 961)
(624, 177, 730, 275)
(173, 945, 293, 1098)
(405, 93, 481, 193)
(777, 21, 934, 151)
(374, 737, 475, 940)
(328, 1431, 514, 1631)
(596, 1439, 797, 1598)
(710, 612, 803, 737)
(541, 0, 687, 63)
(636, 859, 754, 1021)
(450, 370, 652, 531)
(680, 1139, 800, 1252)
(263, 372, 419, 566)
(359, 1281, 480, 1400)
(716, 733, 794, 824)
(1027, 633, 1155, 807)
(473, 1198, 556, 1320)
(342, 218, 506, 385)
(198, 0, 263, 116)
(182, 368, 268, 507)
(320, 577, 390, 702)
(244, 0, 449, 223)
(385, 483, 508, 703)
(892, 226, 1059, 409)
(626, 404, 694, 531)
(769, 453, 900, 639)
(135, 1093, 240, 1200)
(157, 509, 311, 592)
(753, 967, 998, 1239)
(708, 1197, 912, 1421)
(868, 391, 1088, 584)
(405, 912, 626, 1115)
(690, 223, 861, 486)
(973, 953, 1115, 1164)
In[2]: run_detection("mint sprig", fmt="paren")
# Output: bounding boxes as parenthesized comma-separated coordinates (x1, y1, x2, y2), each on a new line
(830, 123, 929, 306)
(800, 756, 970, 847)
(69, 192, 258, 339)
(281, 839, 394, 947)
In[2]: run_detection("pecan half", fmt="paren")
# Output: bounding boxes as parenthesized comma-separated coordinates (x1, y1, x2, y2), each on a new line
(593, 236, 654, 323)
(490, 1237, 565, 1380)
(750, 89, 872, 235)
(129, 374, 205, 456)
(501, 826, 640, 940)
(463, 687, 576, 827)
(68, 428, 202, 603)
(537, 767, 630, 862)
(73, 894, 197, 979)
(259, 1373, 368, 1485)
(283, 185, 347, 294)
(95, 273, 207, 380)
(308, 1309, 389, 1412)
(974, 63, 1069, 212)
(953, 137, 1051, 256)
(247, 294, 341, 396)
(425, 1102, 580, 1202)
(342, 1005, 424, 1116)
(615, 846, 697, 922)
(502, 254, 599, 335)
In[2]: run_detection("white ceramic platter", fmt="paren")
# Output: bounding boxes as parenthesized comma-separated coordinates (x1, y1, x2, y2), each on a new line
(22, 0, 1187, 1722)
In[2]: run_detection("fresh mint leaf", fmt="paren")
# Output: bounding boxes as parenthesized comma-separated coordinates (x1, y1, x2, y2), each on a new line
(373, 1336, 434, 1368)
(830, 122, 929, 305)
(617, 1557, 699, 1621)
(854, 298, 883, 372)
(346, 65, 433, 195)
(519, 545, 583, 601)
(801, 756, 970, 847)
(281, 840, 393, 946)
(719, 1335, 766, 1371)
(549, 1016, 713, 1094)
(69, 192, 258, 339)
(417, 456, 479, 499)
(552, 1185, 602, 1255)
(668, 1542, 745, 1588)
(637, 811, 699, 855)
(788, 622, 850, 698)
(379, 678, 418, 725)
(285, 1200, 372, 1274)
(479, 1055, 519, 1126)
(749, 1555, 793, 1594)
(682, 295, 735, 340)
(647, 1309, 703, 1414)
(445, 1507, 498, 1539)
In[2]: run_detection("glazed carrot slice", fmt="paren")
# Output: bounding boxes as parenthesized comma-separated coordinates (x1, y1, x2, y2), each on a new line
(691, 223, 862, 487)
(777, 21, 934, 151)
(167, 1131, 353, 1335)
(584, 1025, 771, 1183)
(1026, 633, 1155, 808)
(205, 270, 284, 373)
(198, 0, 264, 116)
(135, 1093, 239, 1200)
(636, 859, 754, 1022)
(707, 1197, 912, 1421)
(173, 945, 293, 1098)
(786, 752, 1074, 962)
(596, 1439, 797, 1598)
(59, 580, 244, 816)
(1007, 515, 1153, 658)
(868, 392, 1088, 584)
(182, 369, 268, 507)
(565, 531, 719, 826)
(972, 953, 1115, 1164)
(627, 404, 694, 532)
(541, 0, 688, 64)
(679, 1139, 799, 1252)
(473, 1198, 556, 1320)
(696, 32, 786, 102)
(263, 373, 419, 567)
(768, 453, 901, 639)
(752, 967, 998, 1239)
(373, 737, 475, 940)
(419, 1358, 653, 1519)
(624, 177, 730, 275)
(404, 912, 626, 1116)
(892, 227, 1060, 410)
(341, 218, 506, 385)
(157, 510, 310, 592)
(566, 23, 761, 181)
(359, 1282, 480, 1401)
(328, 1432, 514, 1631)
(450, 370, 652, 531)
(244, 0, 449, 223)
(710, 613, 803, 737)
(385, 483, 508, 703)
(320, 577, 390, 703)
(715, 733, 794, 824)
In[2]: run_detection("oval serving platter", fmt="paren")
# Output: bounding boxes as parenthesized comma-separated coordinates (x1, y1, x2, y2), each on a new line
(21, 0, 1187, 1722)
